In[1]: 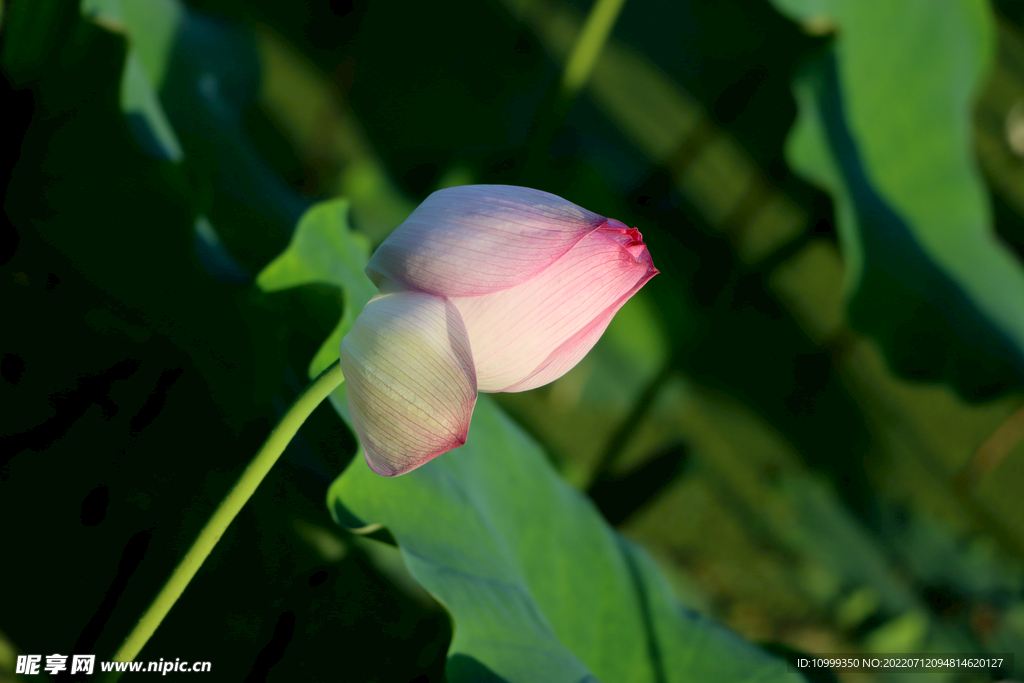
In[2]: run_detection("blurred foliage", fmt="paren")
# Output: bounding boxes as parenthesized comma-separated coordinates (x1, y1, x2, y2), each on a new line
(3, 0, 1024, 680)
(82, 0, 184, 161)
(777, 0, 1024, 398)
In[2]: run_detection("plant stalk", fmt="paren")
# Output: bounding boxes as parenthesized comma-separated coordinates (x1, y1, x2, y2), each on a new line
(105, 360, 346, 679)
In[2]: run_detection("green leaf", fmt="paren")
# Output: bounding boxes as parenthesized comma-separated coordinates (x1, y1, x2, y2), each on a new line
(257, 198, 377, 377)
(775, 0, 1024, 395)
(81, 0, 184, 161)
(327, 394, 799, 683)
(784, 66, 856, 299)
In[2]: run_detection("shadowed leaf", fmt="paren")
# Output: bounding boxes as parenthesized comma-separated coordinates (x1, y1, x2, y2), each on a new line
(258, 198, 376, 376)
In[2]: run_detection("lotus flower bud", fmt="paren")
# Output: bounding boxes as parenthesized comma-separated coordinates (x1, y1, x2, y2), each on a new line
(340, 185, 658, 476)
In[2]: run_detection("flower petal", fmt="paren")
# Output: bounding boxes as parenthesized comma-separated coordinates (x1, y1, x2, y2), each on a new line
(340, 288, 477, 476)
(452, 227, 658, 392)
(366, 185, 610, 297)
(497, 290, 632, 393)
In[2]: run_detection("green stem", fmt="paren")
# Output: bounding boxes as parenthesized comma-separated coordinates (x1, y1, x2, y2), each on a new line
(561, 0, 628, 97)
(107, 360, 346, 676)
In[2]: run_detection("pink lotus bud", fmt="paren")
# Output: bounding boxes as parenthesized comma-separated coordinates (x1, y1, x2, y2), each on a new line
(340, 185, 658, 476)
